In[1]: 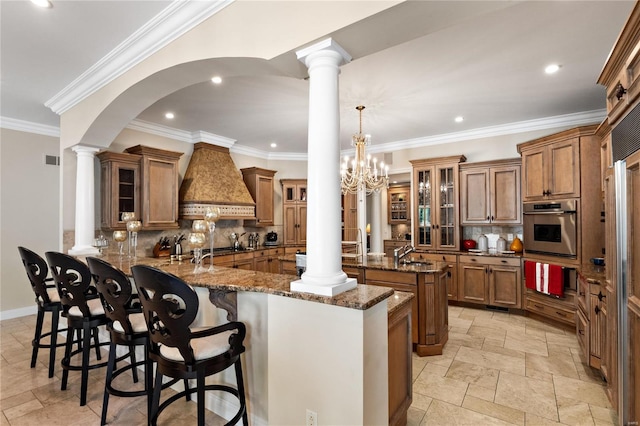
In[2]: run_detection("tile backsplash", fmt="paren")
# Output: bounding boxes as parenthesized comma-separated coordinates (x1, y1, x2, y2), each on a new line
(462, 225, 523, 247)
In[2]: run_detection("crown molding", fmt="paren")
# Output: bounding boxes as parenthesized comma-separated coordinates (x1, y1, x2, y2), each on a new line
(0, 116, 60, 137)
(366, 109, 607, 155)
(45, 0, 234, 115)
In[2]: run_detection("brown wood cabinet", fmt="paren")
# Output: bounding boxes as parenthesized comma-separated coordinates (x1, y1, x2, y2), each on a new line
(525, 288, 576, 327)
(365, 268, 448, 356)
(411, 252, 458, 301)
(410, 156, 466, 251)
(458, 255, 521, 309)
(254, 247, 282, 274)
(124, 145, 182, 230)
(460, 159, 521, 225)
(342, 192, 358, 242)
(97, 151, 141, 230)
(388, 185, 411, 224)
(519, 136, 580, 201)
(241, 167, 276, 227)
(388, 296, 412, 426)
(281, 179, 307, 246)
(603, 169, 618, 407)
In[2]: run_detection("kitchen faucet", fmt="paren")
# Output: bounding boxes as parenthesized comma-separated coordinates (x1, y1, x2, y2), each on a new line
(393, 244, 415, 267)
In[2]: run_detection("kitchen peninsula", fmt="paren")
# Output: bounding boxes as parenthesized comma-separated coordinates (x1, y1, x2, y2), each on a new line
(94, 253, 428, 425)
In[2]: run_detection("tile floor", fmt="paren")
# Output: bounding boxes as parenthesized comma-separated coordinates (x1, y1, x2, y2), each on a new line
(1, 306, 618, 425)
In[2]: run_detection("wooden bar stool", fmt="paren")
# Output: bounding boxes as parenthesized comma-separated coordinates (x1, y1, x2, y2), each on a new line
(17, 247, 68, 378)
(131, 265, 248, 426)
(45, 251, 110, 406)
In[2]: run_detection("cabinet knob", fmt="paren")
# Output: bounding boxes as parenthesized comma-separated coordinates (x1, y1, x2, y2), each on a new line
(595, 306, 601, 315)
(615, 82, 627, 100)
(597, 291, 606, 301)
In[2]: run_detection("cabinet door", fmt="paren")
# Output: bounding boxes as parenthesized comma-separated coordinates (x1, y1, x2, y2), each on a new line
(460, 168, 490, 225)
(283, 205, 298, 245)
(589, 293, 603, 368)
(522, 146, 546, 200)
(491, 165, 521, 224)
(436, 165, 459, 249)
(489, 265, 521, 308)
(297, 204, 307, 246)
(343, 192, 358, 241)
(458, 262, 487, 304)
(254, 255, 269, 272)
(255, 175, 274, 225)
(388, 186, 411, 224)
(548, 138, 580, 199)
(576, 308, 589, 361)
(415, 167, 434, 249)
(143, 156, 179, 229)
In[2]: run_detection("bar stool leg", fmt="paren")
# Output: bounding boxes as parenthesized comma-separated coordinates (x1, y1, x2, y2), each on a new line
(31, 309, 45, 368)
(129, 345, 139, 383)
(197, 372, 205, 426)
(48, 307, 60, 378)
(100, 340, 118, 425)
(80, 322, 92, 406)
(92, 327, 102, 360)
(235, 358, 249, 426)
(61, 325, 75, 391)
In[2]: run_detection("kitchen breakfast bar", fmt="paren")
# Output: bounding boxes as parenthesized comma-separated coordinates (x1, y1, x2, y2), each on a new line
(93, 254, 447, 425)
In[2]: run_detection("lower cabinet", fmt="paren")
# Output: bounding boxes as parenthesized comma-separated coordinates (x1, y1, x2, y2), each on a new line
(576, 272, 607, 370)
(280, 259, 297, 276)
(388, 295, 412, 426)
(458, 255, 521, 308)
(411, 252, 458, 301)
(254, 248, 282, 274)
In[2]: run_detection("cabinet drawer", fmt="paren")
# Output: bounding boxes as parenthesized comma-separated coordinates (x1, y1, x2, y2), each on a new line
(365, 269, 416, 285)
(526, 295, 575, 325)
(459, 255, 520, 267)
(413, 252, 457, 263)
(234, 251, 255, 262)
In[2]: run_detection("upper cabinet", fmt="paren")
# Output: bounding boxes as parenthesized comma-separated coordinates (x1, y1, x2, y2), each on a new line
(410, 155, 466, 251)
(388, 185, 411, 224)
(241, 167, 276, 227)
(281, 179, 307, 246)
(460, 158, 521, 225)
(519, 137, 580, 201)
(97, 151, 141, 230)
(98, 146, 182, 231)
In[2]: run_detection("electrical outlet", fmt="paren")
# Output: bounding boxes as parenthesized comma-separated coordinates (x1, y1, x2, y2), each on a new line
(306, 409, 317, 426)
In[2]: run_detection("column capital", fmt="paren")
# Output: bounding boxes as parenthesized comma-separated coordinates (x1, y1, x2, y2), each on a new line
(296, 38, 352, 68)
(71, 145, 100, 155)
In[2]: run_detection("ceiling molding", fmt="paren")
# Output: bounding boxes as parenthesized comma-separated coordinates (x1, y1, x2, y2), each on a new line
(366, 109, 607, 155)
(126, 119, 193, 143)
(44, 0, 234, 115)
(0, 116, 60, 138)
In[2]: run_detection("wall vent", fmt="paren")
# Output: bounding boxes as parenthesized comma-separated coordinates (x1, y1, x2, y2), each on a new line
(45, 155, 60, 166)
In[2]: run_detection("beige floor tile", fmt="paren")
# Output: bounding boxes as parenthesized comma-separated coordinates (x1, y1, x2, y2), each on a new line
(553, 376, 611, 409)
(445, 360, 499, 390)
(471, 316, 527, 334)
(545, 332, 581, 349)
(466, 383, 495, 402)
(421, 399, 513, 425)
(494, 371, 558, 421)
(467, 325, 507, 340)
(493, 313, 529, 327)
(413, 371, 469, 406)
(448, 305, 464, 317)
(407, 406, 426, 426)
(418, 362, 450, 379)
(447, 331, 485, 349)
(524, 412, 563, 425)
(0, 390, 36, 411)
(462, 394, 526, 426)
(481, 342, 526, 359)
(3, 398, 44, 421)
(455, 345, 525, 375)
(410, 391, 433, 412)
(6, 397, 100, 426)
(0, 412, 9, 426)
(448, 316, 473, 331)
(589, 404, 618, 425)
(526, 352, 580, 380)
(504, 332, 548, 356)
(31, 380, 76, 406)
(556, 397, 595, 426)
(525, 367, 553, 383)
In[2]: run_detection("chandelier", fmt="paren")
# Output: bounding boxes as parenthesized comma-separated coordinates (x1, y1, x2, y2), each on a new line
(340, 105, 389, 195)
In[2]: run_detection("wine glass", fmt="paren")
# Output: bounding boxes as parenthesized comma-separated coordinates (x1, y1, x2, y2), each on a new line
(188, 232, 206, 273)
(113, 230, 127, 256)
(121, 212, 135, 222)
(204, 207, 221, 272)
(192, 219, 208, 233)
(126, 220, 142, 258)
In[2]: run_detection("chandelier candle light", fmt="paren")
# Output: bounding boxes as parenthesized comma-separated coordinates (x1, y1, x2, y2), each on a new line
(341, 105, 389, 195)
(204, 207, 221, 272)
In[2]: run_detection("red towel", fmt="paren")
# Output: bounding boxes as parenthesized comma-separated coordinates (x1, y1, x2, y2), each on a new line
(525, 261, 564, 298)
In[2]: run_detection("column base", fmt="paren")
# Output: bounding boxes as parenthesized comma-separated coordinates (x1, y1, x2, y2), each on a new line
(68, 246, 100, 256)
(290, 277, 357, 297)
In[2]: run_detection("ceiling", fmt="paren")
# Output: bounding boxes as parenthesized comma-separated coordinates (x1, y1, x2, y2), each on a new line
(1, 1, 636, 156)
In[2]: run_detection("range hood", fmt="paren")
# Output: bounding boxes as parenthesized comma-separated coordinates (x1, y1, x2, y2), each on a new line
(179, 142, 256, 220)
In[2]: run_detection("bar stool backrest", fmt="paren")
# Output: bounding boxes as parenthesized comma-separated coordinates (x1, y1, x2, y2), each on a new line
(45, 251, 95, 317)
(18, 246, 55, 306)
(86, 257, 138, 335)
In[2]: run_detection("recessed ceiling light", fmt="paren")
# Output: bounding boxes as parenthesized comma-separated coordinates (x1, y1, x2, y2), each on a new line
(211, 76, 222, 84)
(30, 0, 52, 7)
(270, 143, 277, 148)
(545, 64, 561, 74)
(165, 112, 175, 119)
(454, 116, 464, 123)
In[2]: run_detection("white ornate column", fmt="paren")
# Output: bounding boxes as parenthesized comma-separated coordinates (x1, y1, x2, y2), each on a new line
(68, 145, 100, 255)
(357, 187, 367, 257)
(371, 190, 383, 253)
(292, 38, 355, 296)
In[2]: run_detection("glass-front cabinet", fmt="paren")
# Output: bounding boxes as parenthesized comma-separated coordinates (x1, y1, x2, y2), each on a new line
(410, 155, 466, 250)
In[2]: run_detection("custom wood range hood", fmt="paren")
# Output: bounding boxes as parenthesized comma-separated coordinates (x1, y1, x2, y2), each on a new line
(179, 142, 256, 220)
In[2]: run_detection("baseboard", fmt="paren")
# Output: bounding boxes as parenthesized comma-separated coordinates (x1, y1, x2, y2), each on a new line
(0, 305, 37, 320)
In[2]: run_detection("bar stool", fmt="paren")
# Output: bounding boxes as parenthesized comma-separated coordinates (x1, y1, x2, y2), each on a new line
(45, 251, 110, 406)
(131, 265, 248, 426)
(86, 256, 150, 425)
(17, 247, 67, 378)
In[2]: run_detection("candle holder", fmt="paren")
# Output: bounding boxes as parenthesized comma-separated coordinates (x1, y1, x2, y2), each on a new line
(112, 230, 127, 257)
(204, 207, 221, 272)
(188, 232, 206, 273)
(126, 220, 142, 259)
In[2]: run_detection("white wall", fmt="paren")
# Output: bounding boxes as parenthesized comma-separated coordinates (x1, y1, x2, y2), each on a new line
(1, 128, 60, 316)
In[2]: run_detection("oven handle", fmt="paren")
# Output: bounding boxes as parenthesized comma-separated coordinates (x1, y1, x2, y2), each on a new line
(523, 210, 576, 215)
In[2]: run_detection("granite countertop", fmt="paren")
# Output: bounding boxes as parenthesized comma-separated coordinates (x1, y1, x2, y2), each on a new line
(279, 254, 447, 274)
(386, 291, 414, 316)
(93, 254, 394, 311)
(578, 264, 606, 284)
